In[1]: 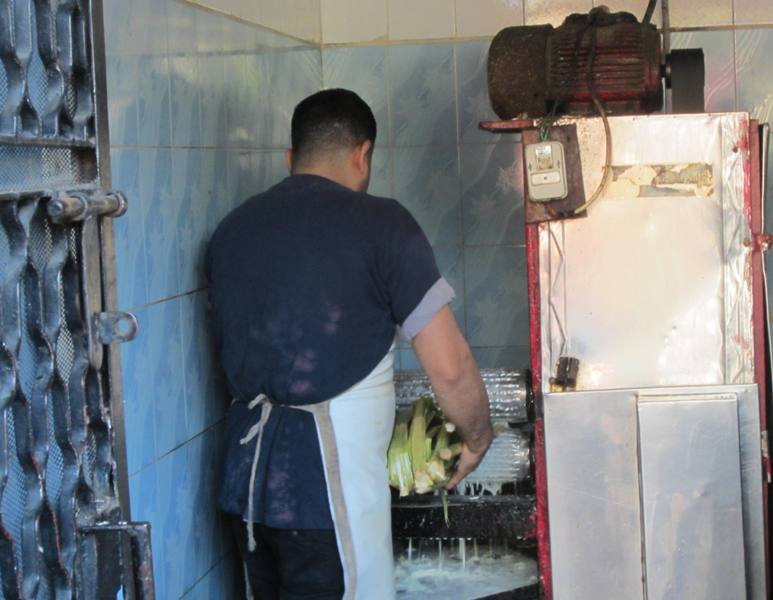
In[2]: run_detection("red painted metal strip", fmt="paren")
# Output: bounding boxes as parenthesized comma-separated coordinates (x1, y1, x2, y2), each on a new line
(747, 120, 772, 599)
(526, 219, 552, 600)
(533, 418, 552, 600)
(526, 224, 543, 395)
(479, 119, 538, 133)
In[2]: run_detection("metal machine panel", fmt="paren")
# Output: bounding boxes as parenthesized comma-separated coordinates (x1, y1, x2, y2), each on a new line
(637, 393, 746, 600)
(544, 389, 644, 600)
(640, 385, 766, 600)
(545, 384, 765, 600)
(538, 113, 754, 392)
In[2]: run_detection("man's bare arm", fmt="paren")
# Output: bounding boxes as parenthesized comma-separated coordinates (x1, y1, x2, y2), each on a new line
(411, 305, 493, 488)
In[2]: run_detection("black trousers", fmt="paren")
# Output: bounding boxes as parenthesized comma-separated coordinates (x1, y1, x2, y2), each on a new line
(227, 514, 345, 600)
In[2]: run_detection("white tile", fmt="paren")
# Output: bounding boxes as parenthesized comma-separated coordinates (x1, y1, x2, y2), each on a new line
(321, 0, 388, 43)
(195, 9, 226, 54)
(125, 0, 170, 56)
(259, 0, 322, 42)
(672, 31, 736, 113)
(284, 0, 321, 42)
(190, 0, 253, 21)
(388, 0, 455, 40)
(388, 43, 457, 145)
(455, 0, 524, 38)
(167, 0, 198, 55)
(592, 0, 661, 26)
(322, 47, 390, 142)
(525, 0, 591, 26)
(734, 0, 773, 25)
(188, 0, 321, 41)
(295, 0, 324, 42)
(669, 0, 732, 27)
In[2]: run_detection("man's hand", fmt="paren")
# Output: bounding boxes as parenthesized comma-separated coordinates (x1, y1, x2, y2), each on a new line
(446, 434, 493, 489)
(412, 305, 493, 488)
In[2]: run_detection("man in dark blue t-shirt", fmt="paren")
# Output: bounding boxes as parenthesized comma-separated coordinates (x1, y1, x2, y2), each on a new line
(207, 89, 492, 600)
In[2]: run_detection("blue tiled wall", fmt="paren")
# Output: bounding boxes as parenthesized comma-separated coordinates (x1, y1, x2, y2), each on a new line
(103, 0, 322, 597)
(322, 42, 530, 370)
(101, 0, 773, 594)
(324, 28, 773, 371)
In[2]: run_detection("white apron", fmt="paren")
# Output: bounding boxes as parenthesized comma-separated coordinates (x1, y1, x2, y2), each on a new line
(241, 347, 397, 600)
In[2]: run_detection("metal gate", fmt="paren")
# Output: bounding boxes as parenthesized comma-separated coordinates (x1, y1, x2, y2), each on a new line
(0, 0, 152, 598)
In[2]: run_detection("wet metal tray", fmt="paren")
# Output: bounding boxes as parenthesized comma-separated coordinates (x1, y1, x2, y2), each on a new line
(392, 495, 536, 542)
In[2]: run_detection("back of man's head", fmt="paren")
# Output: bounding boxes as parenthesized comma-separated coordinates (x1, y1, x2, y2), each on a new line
(291, 89, 377, 170)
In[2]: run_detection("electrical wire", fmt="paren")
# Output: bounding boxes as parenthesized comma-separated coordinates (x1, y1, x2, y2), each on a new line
(539, 24, 589, 142)
(535, 11, 613, 215)
(643, 0, 658, 24)
(572, 23, 613, 215)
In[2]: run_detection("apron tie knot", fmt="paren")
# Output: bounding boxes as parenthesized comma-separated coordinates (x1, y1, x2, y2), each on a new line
(240, 393, 272, 552)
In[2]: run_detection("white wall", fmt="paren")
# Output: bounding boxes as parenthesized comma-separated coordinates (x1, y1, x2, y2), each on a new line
(182, 0, 322, 42)
(318, 0, 773, 45)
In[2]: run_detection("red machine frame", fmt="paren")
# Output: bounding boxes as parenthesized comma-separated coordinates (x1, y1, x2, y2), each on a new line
(514, 119, 772, 600)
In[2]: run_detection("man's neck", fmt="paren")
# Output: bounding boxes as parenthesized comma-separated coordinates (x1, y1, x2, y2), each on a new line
(293, 164, 358, 192)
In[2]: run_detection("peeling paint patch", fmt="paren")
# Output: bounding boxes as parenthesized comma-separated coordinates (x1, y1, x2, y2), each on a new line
(606, 163, 714, 198)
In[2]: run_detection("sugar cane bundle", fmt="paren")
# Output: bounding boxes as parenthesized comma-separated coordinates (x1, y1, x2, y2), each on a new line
(387, 396, 461, 497)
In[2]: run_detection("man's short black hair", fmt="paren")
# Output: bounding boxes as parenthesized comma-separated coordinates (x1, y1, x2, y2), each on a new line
(291, 89, 377, 166)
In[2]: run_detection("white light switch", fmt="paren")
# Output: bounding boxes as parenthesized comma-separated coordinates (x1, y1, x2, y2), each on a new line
(525, 141, 568, 202)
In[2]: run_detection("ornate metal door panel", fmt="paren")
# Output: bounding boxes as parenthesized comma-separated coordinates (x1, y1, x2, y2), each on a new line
(0, 1, 151, 598)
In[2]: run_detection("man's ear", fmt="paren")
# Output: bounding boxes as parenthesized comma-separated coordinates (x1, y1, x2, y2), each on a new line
(285, 149, 294, 173)
(354, 140, 373, 175)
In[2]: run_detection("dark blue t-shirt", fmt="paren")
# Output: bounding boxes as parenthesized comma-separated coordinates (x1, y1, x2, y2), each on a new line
(206, 174, 441, 528)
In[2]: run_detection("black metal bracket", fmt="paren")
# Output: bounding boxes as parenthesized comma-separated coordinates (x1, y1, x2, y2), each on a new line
(96, 311, 139, 345)
(80, 522, 155, 600)
(550, 356, 580, 392)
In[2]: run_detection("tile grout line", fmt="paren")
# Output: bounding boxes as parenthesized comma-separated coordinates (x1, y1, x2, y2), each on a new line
(192, 7, 207, 150)
(130, 0, 142, 157)
(178, 552, 235, 598)
(385, 0, 392, 43)
(127, 287, 208, 315)
(177, 0, 317, 45)
(111, 139, 514, 151)
(169, 6, 196, 444)
(383, 39, 402, 369)
(317, 23, 773, 49)
(317, 0, 324, 46)
(452, 42, 469, 337)
(128, 418, 225, 479)
(176, 263, 192, 445)
(732, 24, 739, 111)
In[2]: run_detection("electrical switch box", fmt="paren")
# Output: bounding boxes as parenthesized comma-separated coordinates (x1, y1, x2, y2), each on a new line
(525, 141, 568, 202)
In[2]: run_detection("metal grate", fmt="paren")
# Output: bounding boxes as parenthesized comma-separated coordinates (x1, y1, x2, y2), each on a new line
(0, 0, 95, 140)
(0, 56, 7, 115)
(0, 0, 138, 597)
(1, 410, 27, 577)
(0, 145, 96, 194)
(0, 196, 120, 599)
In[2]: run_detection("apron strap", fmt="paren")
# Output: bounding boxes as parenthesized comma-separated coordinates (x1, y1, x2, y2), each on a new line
(239, 396, 361, 599)
(239, 394, 272, 552)
(301, 402, 359, 600)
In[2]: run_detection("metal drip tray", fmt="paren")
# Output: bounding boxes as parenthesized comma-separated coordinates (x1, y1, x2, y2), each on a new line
(478, 589, 539, 600)
(392, 495, 536, 541)
(394, 535, 539, 599)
